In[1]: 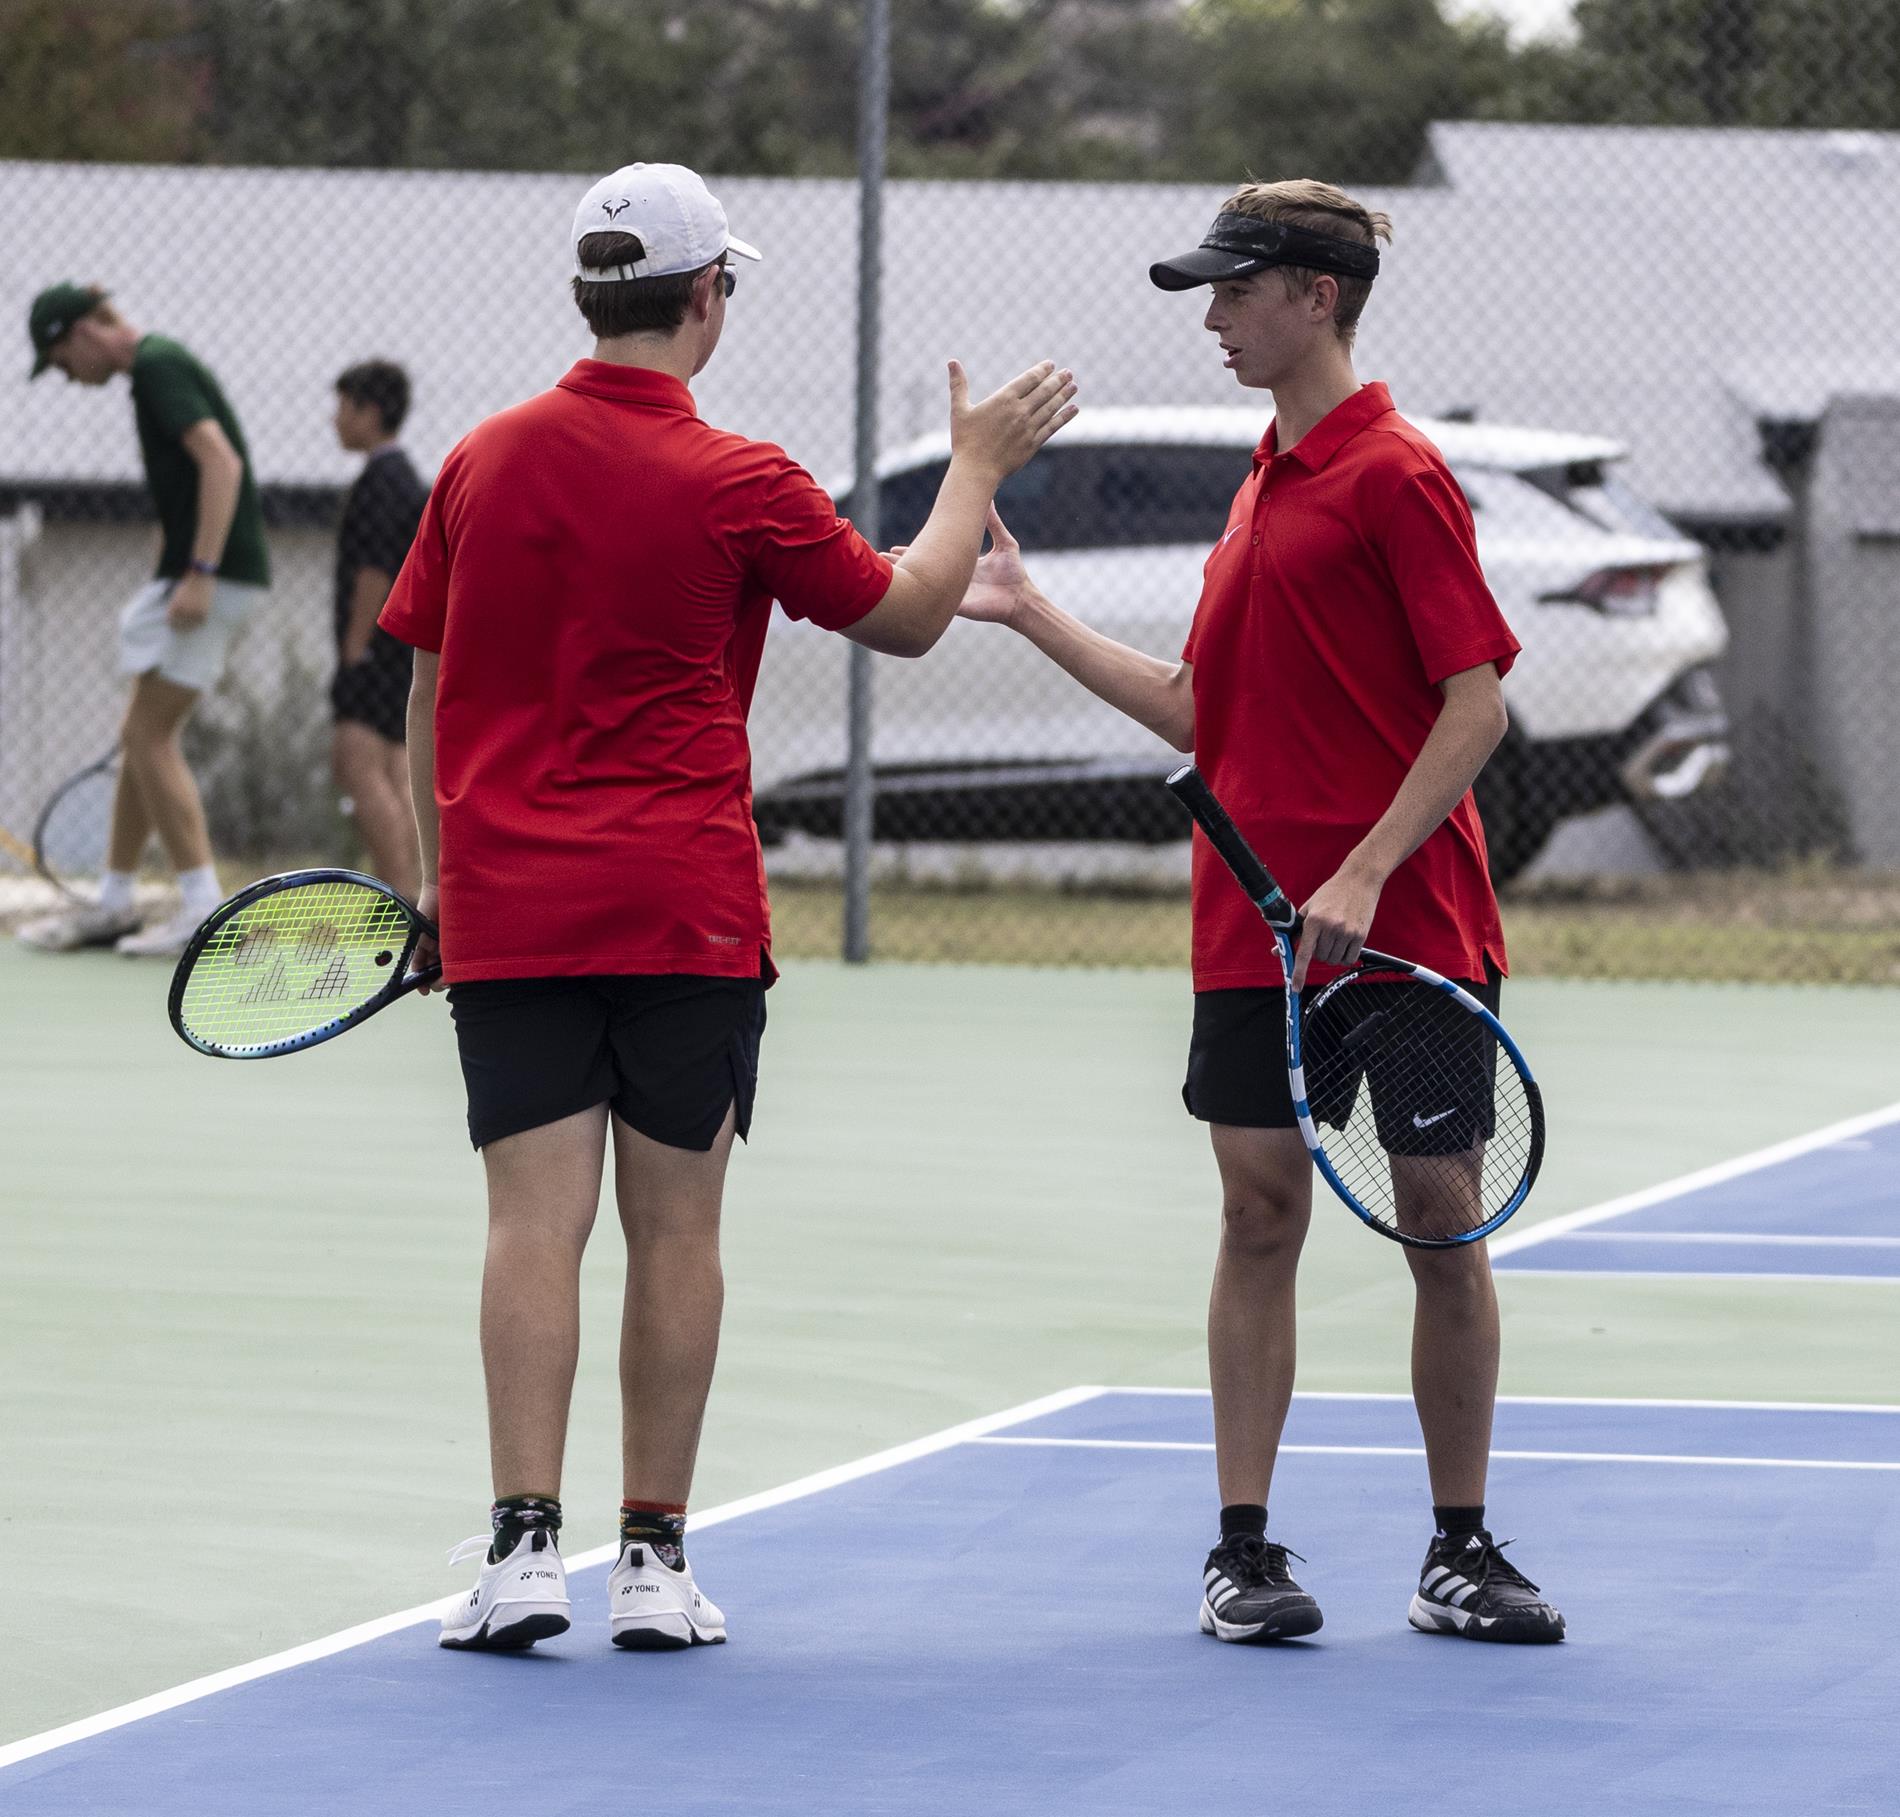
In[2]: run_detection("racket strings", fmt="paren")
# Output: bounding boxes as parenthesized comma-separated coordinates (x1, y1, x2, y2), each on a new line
(1300, 972, 1538, 1244)
(176, 880, 415, 1053)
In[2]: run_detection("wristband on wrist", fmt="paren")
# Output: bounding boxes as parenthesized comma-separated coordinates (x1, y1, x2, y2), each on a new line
(188, 557, 218, 576)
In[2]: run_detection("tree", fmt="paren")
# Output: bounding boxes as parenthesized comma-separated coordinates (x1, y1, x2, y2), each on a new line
(1489, 0, 1900, 129)
(182, 0, 1164, 177)
(1158, 0, 1519, 184)
(0, 0, 205, 162)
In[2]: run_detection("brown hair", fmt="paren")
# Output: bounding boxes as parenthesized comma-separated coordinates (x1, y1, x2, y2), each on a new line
(571, 232, 713, 337)
(76, 288, 121, 331)
(1221, 179, 1393, 349)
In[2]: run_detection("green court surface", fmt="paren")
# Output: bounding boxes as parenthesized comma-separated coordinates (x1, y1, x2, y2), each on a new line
(4, 941, 1897, 1745)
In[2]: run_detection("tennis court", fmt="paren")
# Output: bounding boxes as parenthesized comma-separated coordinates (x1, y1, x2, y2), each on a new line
(1493, 1110, 1900, 1283)
(5, 946, 1898, 1811)
(5, 1389, 1895, 1814)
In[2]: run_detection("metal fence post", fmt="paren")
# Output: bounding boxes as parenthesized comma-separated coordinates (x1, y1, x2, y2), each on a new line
(841, 0, 889, 964)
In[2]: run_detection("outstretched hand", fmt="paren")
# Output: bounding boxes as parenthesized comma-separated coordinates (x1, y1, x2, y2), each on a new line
(948, 358, 1078, 483)
(957, 506, 1038, 628)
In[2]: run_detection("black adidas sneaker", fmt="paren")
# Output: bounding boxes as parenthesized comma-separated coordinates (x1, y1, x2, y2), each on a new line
(1409, 1530, 1565, 1643)
(1199, 1535, 1324, 1642)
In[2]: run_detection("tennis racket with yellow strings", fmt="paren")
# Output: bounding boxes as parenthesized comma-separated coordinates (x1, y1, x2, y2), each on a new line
(169, 869, 438, 1059)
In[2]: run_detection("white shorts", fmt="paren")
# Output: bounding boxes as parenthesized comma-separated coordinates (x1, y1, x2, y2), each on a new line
(117, 576, 265, 694)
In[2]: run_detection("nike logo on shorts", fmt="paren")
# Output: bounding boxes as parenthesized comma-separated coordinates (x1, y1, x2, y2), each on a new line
(1413, 1108, 1457, 1129)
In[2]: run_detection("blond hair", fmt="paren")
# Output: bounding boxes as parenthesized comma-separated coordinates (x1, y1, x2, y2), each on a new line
(1221, 179, 1392, 349)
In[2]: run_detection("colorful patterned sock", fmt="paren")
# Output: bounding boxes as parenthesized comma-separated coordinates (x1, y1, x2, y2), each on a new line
(490, 1493, 562, 1564)
(620, 1499, 688, 1570)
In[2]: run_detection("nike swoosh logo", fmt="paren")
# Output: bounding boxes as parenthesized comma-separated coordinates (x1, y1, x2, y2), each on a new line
(1217, 524, 1244, 550)
(1413, 1109, 1457, 1129)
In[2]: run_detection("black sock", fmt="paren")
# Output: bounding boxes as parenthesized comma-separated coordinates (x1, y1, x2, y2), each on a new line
(1433, 1503, 1485, 1543)
(1219, 1503, 1267, 1542)
(490, 1493, 562, 1563)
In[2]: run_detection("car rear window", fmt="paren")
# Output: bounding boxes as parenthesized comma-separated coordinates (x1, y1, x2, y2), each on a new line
(873, 444, 1252, 553)
(1516, 461, 1683, 540)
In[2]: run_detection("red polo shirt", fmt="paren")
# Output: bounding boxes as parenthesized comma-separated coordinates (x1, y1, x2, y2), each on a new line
(1183, 382, 1519, 991)
(378, 361, 892, 984)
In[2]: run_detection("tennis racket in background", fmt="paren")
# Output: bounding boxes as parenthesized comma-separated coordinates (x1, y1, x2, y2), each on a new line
(0, 819, 37, 874)
(169, 869, 439, 1059)
(34, 748, 119, 900)
(1166, 764, 1544, 1249)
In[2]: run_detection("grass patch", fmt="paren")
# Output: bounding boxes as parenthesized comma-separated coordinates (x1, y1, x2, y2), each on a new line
(771, 869, 1900, 984)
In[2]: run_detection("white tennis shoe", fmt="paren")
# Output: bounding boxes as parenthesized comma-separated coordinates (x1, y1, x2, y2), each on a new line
(439, 1528, 571, 1650)
(15, 903, 143, 951)
(608, 1537, 726, 1650)
(115, 906, 207, 958)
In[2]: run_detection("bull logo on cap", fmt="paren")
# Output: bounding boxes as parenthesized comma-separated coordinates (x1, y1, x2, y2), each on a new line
(603, 198, 630, 220)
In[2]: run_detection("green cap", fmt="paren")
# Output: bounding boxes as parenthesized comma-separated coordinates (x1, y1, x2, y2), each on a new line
(28, 282, 105, 378)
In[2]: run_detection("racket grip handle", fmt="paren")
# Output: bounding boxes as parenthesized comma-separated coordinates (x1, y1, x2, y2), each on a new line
(1165, 765, 1295, 927)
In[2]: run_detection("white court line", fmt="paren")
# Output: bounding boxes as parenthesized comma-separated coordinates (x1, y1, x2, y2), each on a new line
(1094, 1386, 1900, 1414)
(1487, 1098, 1900, 1259)
(0, 1382, 1108, 1775)
(1496, 1268, 1900, 1284)
(1558, 1230, 1900, 1248)
(972, 1435, 1900, 1471)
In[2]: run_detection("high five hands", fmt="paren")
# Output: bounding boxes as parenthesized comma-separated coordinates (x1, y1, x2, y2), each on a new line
(948, 358, 1078, 483)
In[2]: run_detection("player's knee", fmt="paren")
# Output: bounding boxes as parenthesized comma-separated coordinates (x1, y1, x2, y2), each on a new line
(1219, 1184, 1307, 1261)
(1407, 1241, 1493, 1297)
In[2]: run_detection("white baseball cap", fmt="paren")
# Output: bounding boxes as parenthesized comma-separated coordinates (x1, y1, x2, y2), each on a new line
(571, 163, 762, 282)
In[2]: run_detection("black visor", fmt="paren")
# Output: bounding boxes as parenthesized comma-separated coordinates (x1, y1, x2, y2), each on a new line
(1149, 211, 1381, 291)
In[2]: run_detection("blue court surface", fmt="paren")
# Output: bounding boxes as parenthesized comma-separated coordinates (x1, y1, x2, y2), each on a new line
(5, 1388, 1897, 1816)
(1495, 1105, 1900, 1282)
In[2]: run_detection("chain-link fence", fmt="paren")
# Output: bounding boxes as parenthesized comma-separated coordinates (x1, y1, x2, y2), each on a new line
(4, 11, 1898, 983)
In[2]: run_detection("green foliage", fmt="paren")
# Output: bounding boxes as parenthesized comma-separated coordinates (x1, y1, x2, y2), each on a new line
(184, 638, 341, 861)
(0, 0, 204, 161)
(1489, 0, 1900, 128)
(4, 0, 1897, 178)
(1166, 0, 1519, 184)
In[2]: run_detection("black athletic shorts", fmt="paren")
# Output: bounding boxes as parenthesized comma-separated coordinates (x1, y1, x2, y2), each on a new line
(1184, 964, 1501, 1134)
(447, 972, 767, 1152)
(331, 649, 412, 744)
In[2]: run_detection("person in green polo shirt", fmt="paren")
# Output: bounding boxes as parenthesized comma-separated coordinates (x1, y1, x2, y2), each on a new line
(18, 283, 270, 957)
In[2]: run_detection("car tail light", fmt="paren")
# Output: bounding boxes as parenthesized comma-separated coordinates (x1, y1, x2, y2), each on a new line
(1539, 563, 1676, 616)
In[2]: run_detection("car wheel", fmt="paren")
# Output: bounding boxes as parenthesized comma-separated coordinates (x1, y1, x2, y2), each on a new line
(1473, 729, 1557, 889)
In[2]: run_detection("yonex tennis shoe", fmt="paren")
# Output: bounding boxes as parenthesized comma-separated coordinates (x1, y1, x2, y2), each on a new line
(1199, 1535, 1324, 1642)
(608, 1536, 726, 1650)
(1409, 1530, 1565, 1643)
(15, 903, 142, 952)
(439, 1527, 571, 1650)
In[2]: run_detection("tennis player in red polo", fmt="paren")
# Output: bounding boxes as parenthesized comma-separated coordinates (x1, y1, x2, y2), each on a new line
(379, 162, 1076, 1654)
(957, 179, 1564, 1646)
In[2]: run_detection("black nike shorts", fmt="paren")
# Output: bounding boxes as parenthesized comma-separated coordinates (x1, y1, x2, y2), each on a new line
(447, 972, 767, 1152)
(1184, 964, 1502, 1135)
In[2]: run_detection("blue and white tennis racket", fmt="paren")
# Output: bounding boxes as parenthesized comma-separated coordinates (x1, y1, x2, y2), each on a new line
(1168, 764, 1543, 1249)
